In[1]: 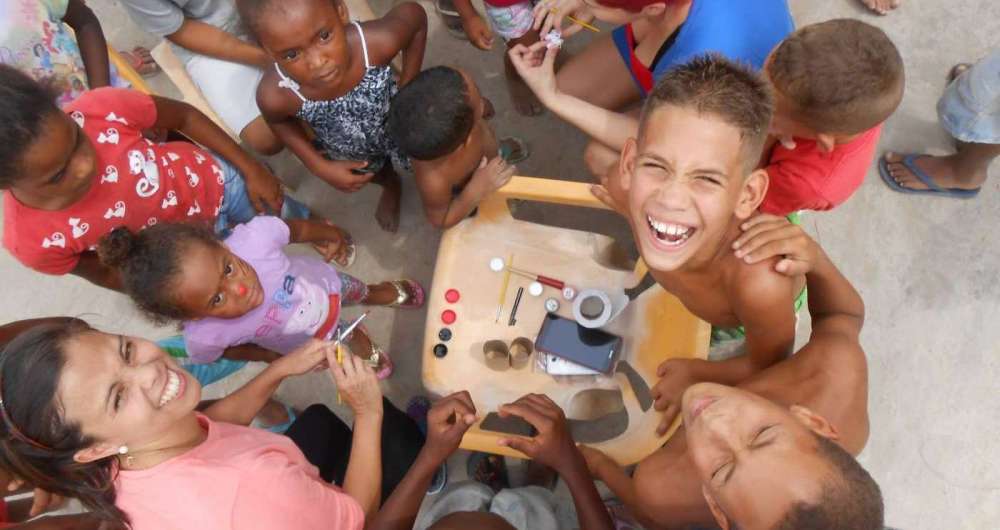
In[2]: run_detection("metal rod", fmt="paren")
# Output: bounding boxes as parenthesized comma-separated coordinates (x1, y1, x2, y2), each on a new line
(508, 287, 525, 326)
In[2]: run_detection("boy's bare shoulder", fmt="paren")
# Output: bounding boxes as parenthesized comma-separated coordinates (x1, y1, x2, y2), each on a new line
(725, 253, 798, 312)
(255, 67, 300, 120)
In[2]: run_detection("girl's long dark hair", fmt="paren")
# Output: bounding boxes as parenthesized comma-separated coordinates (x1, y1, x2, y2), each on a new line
(0, 321, 130, 528)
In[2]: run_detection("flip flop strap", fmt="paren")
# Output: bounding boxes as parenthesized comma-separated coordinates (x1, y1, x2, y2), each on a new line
(901, 155, 947, 193)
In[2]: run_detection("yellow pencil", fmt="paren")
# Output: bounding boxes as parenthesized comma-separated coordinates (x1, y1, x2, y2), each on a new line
(549, 9, 601, 33)
(496, 254, 514, 323)
(336, 343, 344, 404)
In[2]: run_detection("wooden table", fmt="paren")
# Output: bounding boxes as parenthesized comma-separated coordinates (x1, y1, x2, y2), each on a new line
(422, 177, 709, 465)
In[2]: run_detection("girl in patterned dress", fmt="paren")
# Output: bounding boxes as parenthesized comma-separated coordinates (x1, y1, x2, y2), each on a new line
(239, 0, 428, 233)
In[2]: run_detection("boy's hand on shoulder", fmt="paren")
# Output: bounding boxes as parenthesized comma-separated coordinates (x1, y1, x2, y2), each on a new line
(652, 358, 700, 435)
(461, 14, 495, 50)
(423, 391, 478, 463)
(733, 214, 818, 276)
(469, 156, 515, 198)
(496, 394, 579, 474)
(317, 160, 376, 193)
(242, 162, 285, 214)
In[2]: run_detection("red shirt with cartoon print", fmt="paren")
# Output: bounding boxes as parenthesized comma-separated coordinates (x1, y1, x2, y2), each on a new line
(2, 88, 225, 275)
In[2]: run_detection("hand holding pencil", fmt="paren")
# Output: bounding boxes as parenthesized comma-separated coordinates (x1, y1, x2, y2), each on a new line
(532, 0, 599, 38)
(327, 342, 383, 417)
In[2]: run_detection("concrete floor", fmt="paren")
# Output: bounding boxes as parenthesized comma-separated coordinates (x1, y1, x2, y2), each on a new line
(2, 0, 997, 528)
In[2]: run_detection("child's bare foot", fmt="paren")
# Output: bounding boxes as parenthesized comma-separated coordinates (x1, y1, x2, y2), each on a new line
(882, 151, 986, 191)
(374, 165, 402, 233)
(861, 0, 901, 15)
(363, 279, 426, 308)
(346, 325, 394, 379)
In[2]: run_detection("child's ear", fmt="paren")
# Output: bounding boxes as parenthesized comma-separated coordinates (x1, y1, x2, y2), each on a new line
(74, 442, 120, 465)
(619, 137, 639, 192)
(641, 3, 668, 17)
(336, 1, 350, 24)
(815, 133, 837, 154)
(702, 485, 732, 530)
(735, 169, 769, 220)
(789, 405, 841, 441)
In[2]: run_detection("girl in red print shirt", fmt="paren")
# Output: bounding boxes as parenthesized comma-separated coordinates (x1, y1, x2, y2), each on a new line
(0, 65, 352, 290)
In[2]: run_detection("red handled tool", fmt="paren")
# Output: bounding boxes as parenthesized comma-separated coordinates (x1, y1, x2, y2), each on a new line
(506, 266, 565, 290)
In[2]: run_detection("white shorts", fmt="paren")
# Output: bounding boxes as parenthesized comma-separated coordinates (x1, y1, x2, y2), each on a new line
(184, 51, 265, 136)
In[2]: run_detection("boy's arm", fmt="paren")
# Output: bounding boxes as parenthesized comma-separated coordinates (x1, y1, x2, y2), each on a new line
(165, 19, 270, 67)
(369, 3, 427, 85)
(149, 95, 284, 214)
(730, 265, 798, 372)
(733, 215, 864, 342)
(222, 343, 282, 363)
(70, 251, 122, 291)
(497, 395, 613, 530)
(452, 0, 495, 50)
(509, 45, 639, 151)
(366, 392, 477, 530)
(256, 82, 375, 192)
(204, 340, 327, 425)
(63, 0, 111, 89)
(415, 157, 514, 229)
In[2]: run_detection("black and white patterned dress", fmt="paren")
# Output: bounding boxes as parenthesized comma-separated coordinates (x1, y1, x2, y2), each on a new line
(275, 21, 408, 173)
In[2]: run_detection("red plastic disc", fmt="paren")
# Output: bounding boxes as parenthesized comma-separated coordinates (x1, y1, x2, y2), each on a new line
(441, 309, 457, 325)
(445, 289, 460, 303)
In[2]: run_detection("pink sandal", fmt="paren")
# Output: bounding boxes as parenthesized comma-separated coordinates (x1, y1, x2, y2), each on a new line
(387, 280, 425, 309)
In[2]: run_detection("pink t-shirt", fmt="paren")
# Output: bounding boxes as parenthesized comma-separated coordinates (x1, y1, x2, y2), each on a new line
(760, 125, 882, 216)
(115, 414, 364, 530)
(2, 87, 224, 275)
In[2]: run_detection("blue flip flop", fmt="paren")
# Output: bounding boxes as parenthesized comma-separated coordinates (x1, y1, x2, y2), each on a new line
(879, 153, 981, 199)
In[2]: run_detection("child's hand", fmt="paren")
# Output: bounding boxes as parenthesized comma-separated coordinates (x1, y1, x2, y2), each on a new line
(733, 214, 818, 276)
(508, 43, 558, 104)
(327, 344, 383, 419)
(577, 444, 617, 479)
(461, 14, 495, 50)
(318, 160, 376, 193)
(422, 391, 478, 464)
(532, 0, 590, 38)
(652, 358, 699, 435)
(312, 221, 354, 265)
(469, 156, 516, 199)
(242, 162, 286, 214)
(275, 339, 329, 377)
(496, 394, 579, 474)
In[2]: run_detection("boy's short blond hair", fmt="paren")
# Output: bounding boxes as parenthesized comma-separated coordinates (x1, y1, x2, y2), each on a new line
(640, 54, 774, 174)
(767, 19, 904, 135)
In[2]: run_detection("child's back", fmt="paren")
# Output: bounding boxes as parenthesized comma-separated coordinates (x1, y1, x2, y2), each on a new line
(761, 19, 904, 215)
(615, 56, 803, 431)
(239, 0, 428, 232)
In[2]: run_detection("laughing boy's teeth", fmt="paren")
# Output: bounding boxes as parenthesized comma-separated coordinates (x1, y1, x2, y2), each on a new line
(159, 369, 180, 407)
(647, 215, 695, 244)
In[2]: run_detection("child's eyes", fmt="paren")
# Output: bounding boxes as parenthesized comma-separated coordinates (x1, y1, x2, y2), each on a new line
(113, 386, 125, 411)
(696, 175, 722, 185)
(224, 263, 234, 276)
(46, 169, 67, 185)
(211, 293, 225, 306)
(282, 50, 299, 61)
(319, 30, 332, 42)
(124, 342, 134, 363)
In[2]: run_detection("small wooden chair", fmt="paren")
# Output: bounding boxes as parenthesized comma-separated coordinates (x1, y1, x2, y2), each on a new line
(421, 177, 710, 465)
